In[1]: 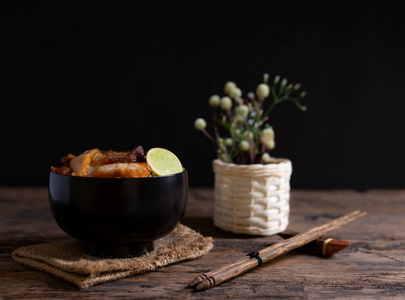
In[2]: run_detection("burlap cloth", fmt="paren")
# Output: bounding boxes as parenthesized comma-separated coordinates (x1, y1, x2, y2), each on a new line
(12, 224, 213, 289)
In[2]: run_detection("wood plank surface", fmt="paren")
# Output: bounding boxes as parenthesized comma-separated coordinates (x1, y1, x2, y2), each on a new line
(1, 187, 404, 299)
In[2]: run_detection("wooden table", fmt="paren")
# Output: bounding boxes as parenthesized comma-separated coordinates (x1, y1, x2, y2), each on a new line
(1, 187, 404, 299)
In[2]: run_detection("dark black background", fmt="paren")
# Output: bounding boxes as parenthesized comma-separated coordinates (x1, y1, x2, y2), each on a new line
(1, 1, 404, 188)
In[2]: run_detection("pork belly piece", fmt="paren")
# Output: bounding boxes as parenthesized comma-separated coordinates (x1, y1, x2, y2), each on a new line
(50, 154, 76, 175)
(69, 153, 91, 176)
(91, 163, 151, 178)
(70, 149, 104, 177)
(100, 146, 146, 164)
(61, 154, 75, 166)
(50, 166, 71, 175)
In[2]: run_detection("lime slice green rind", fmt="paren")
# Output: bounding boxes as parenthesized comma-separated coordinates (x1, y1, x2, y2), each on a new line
(146, 148, 183, 176)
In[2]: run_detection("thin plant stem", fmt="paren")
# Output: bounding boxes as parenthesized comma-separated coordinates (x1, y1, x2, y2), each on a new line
(202, 129, 217, 145)
(212, 108, 220, 142)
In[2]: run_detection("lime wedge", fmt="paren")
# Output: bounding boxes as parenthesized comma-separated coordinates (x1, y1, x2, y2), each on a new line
(146, 148, 183, 176)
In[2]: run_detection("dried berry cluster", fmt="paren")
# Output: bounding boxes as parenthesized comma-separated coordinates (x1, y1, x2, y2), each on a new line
(195, 74, 307, 164)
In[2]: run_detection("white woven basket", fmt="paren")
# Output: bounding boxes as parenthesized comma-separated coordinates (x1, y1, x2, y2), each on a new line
(213, 158, 292, 236)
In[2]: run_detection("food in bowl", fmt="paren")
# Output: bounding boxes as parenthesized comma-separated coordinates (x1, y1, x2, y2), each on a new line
(51, 146, 183, 178)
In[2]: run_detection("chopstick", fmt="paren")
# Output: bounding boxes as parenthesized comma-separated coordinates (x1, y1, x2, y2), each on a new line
(189, 210, 367, 291)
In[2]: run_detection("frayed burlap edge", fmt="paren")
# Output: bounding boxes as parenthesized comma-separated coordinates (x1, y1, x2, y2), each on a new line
(12, 224, 213, 289)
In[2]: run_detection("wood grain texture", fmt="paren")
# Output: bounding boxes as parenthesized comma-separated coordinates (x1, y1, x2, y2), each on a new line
(1, 187, 405, 299)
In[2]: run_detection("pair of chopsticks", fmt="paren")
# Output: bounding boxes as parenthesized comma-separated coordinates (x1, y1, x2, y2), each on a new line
(190, 210, 367, 291)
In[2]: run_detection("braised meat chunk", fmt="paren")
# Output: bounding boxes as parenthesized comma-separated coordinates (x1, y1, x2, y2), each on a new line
(91, 163, 151, 178)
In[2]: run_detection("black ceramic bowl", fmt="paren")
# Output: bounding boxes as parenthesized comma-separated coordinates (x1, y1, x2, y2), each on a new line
(49, 169, 188, 258)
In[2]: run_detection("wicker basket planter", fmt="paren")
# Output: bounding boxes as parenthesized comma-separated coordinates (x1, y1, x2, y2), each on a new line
(213, 158, 292, 236)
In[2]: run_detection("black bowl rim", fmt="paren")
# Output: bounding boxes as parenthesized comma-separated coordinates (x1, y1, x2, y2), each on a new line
(49, 167, 187, 180)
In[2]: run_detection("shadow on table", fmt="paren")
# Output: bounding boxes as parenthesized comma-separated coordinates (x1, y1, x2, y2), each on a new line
(181, 216, 268, 240)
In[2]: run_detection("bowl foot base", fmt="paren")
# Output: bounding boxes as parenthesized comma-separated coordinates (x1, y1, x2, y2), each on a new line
(85, 241, 154, 258)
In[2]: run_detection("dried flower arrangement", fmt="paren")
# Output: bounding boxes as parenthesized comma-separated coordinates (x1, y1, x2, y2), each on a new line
(194, 73, 307, 164)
